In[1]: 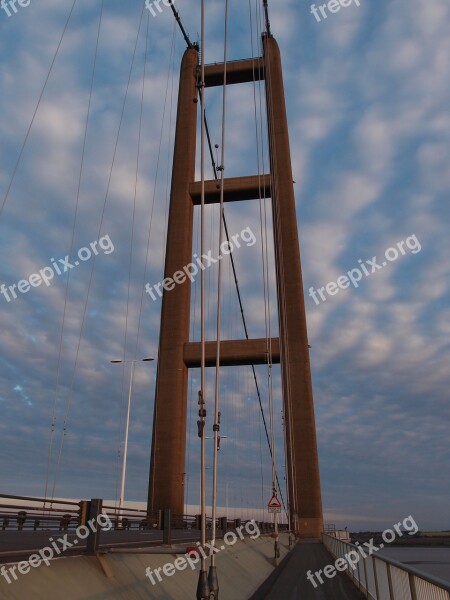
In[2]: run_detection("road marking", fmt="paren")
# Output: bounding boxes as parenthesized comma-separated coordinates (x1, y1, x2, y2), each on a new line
(75, 261, 80, 266)
(379, 543, 384, 548)
(73, 539, 78, 545)
(220, 545, 225, 551)
(382, 261, 387, 267)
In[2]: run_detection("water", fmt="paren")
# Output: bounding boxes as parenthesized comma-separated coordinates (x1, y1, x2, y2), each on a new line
(378, 547, 450, 584)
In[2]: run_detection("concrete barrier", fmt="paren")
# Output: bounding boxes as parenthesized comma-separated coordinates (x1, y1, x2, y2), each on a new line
(0, 533, 290, 599)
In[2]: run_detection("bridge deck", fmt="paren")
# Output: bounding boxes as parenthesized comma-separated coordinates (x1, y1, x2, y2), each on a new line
(250, 540, 365, 600)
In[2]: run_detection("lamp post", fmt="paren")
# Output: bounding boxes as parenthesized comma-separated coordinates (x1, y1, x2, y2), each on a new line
(111, 357, 154, 523)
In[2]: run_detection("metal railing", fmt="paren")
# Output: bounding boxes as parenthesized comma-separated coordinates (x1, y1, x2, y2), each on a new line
(0, 494, 81, 532)
(0, 494, 158, 532)
(323, 533, 450, 600)
(0, 494, 286, 534)
(0, 493, 287, 564)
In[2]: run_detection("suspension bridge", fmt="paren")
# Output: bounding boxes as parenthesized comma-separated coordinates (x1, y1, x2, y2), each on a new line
(0, 0, 449, 598)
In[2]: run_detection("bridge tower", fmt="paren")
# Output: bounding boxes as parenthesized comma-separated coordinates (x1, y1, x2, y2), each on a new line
(147, 34, 323, 538)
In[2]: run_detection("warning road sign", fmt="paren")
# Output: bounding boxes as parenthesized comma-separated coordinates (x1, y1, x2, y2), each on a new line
(267, 494, 282, 513)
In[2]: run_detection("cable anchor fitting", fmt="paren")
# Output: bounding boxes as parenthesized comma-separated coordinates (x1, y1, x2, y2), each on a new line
(197, 420, 205, 438)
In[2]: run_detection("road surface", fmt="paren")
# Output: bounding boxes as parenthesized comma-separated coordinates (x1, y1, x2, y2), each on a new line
(250, 540, 365, 600)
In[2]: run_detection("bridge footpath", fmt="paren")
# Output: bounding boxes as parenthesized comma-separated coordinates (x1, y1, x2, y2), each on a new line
(250, 540, 365, 600)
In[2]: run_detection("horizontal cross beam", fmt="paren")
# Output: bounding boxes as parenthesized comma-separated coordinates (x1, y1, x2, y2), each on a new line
(189, 174, 271, 205)
(204, 58, 265, 87)
(183, 338, 280, 368)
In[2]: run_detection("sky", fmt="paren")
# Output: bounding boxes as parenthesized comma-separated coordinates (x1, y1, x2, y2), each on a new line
(0, 0, 449, 532)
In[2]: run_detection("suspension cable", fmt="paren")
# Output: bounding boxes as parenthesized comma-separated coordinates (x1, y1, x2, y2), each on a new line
(137, 21, 177, 511)
(168, 0, 287, 517)
(264, 25, 296, 529)
(211, 0, 289, 515)
(254, 0, 279, 554)
(197, 0, 209, 597)
(209, 0, 229, 591)
(0, 0, 78, 222)
(44, 0, 103, 506)
(203, 90, 287, 516)
(114, 6, 154, 512)
(204, 110, 286, 512)
(263, 0, 271, 37)
(168, 0, 195, 49)
(186, 208, 200, 515)
(49, 1, 148, 502)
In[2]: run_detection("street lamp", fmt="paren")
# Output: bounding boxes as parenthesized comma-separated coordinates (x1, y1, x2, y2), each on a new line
(111, 357, 154, 522)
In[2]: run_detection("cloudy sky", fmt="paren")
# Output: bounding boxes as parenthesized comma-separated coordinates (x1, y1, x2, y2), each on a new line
(0, 0, 449, 531)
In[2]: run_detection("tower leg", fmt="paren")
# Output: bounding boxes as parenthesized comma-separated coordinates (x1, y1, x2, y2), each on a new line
(147, 47, 198, 517)
(263, 35, 323, 538)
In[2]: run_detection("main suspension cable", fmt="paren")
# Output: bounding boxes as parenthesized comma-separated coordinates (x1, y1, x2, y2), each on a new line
(263, 0, 271, 37)
(168, 0, 195, 49)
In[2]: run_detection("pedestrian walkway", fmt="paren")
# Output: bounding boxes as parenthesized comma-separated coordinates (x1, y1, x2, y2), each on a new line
(250, 540, 365, 600)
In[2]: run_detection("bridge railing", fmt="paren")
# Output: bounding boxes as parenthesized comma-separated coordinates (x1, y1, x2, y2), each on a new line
(323, 533, 450, 600)
(0, 494, 82, 531)
(0, 494, 282, 535)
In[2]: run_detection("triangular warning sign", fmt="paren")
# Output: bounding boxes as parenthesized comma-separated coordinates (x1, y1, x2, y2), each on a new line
(268, 494, 281, 509)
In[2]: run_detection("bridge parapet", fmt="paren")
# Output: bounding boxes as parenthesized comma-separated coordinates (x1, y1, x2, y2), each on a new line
(323, 533, 450, 600)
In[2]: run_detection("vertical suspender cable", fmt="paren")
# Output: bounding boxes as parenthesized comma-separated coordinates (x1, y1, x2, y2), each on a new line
(261, 2, 282, 558)
(50, 0, 148, 504)
(167, 0, 288, 526)
(264, 24, 295, 538)
(197, 1, 209, 598)
(209, 0, 229, 596)
(139, 23, 176, 512)
(44, 0, 97, 507)
(0, 0, 78, 221)
(267, 30, 297, 528)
